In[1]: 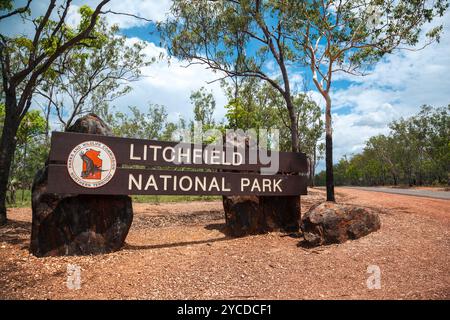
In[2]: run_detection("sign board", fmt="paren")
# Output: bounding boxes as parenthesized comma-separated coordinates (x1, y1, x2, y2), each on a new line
(47, 132, 308, 196)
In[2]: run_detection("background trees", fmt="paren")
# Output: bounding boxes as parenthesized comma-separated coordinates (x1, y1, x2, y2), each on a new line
(159, 0, 448, 202)
(315, 105, 450, 187)
(190, 87, 216, 129)
(285, 0, 448, 201)
(110, 104, 170, 140)
(0, 0, 110, 225)
(158, 0, 306, 152)
(37, 19, 150, 130)
(0, 104, 47, 205)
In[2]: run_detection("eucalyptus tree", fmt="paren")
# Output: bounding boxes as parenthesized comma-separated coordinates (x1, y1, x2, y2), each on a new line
(111, 104, 169, 140)
(38, 20, 150, 130)
(0, 0, 110, 225)
(222, 77, 324, 183)
(190, 87, 216, 129)
(159, 0, 304, 152)
(285, 0, 448, 200)
(222, 77, 279, 131)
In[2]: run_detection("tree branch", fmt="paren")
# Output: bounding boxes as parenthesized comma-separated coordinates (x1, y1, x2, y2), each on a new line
(0, 0, 32, 21)
(100, 10, 153, 23)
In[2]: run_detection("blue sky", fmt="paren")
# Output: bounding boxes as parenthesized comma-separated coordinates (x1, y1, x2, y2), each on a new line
(93, 2, 450, 171)
(2, 1, 450, 171)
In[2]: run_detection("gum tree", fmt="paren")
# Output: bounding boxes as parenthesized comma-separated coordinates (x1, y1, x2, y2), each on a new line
(285, 0, 448, 201)
(159, 0, 304, 152)
(37, 20, 150, 130)
(0, 0, 110, 225)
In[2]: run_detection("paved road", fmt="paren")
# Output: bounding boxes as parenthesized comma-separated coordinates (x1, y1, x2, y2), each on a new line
(342, 186, 450, 200)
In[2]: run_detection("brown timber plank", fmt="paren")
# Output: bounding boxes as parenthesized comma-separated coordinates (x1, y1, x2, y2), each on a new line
(49, 131, 308, 173)
(47, 164, 308, 196)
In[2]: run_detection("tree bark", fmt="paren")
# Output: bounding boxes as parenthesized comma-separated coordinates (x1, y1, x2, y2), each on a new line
(0, 99, 20, 225)
(285, 97, 299, 153)
(325, 95, 335, 202)
(311, 145, 317, 187)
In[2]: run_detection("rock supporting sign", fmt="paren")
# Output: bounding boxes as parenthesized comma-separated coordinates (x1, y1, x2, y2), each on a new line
(31, 114, 134, 257)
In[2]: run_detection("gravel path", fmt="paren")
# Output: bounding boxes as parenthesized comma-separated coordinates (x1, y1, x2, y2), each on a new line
(1, 188, 449, 300)
(345, 186, 450, 200)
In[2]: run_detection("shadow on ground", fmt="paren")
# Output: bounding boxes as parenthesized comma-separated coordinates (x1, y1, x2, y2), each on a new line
(0, 219, 31, 248)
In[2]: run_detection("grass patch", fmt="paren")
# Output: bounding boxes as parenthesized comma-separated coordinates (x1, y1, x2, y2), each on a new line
(6, 189, 221, 208)
(6, 189, 32, 208)
(131, 195, 221, 204)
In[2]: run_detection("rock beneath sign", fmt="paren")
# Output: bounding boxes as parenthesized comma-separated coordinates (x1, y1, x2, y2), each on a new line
(221, 133, 301, 236)
(30, 114, 133, 257)
(300, 202, 381, 247)
(223, 195, 300, 237)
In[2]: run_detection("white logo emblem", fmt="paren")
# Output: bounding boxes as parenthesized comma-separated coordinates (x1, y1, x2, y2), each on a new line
(67, 141, 116, 188)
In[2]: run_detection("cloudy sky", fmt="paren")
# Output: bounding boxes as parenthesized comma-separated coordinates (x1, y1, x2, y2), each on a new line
(2, 0, 450, 171)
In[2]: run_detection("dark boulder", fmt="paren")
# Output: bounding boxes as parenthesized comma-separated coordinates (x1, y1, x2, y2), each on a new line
(300, 202, 381, 246)
(220, 132, 302, 236)
(223, 195, 300, 237)
(30, 114, 133, 257)
(66, 113, 112, 135)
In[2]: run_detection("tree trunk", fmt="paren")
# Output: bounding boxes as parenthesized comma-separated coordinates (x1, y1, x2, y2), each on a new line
(308, 156, 313, 186)
(311, 145, 317, 187)
(44, 100, 51, 143)
(284, 96, 299, 153)
(0, 99, 20, 225)
(325, 95, 335, 202)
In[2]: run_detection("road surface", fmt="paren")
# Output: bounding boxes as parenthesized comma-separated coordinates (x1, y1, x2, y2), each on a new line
(343, 186, 450, 200)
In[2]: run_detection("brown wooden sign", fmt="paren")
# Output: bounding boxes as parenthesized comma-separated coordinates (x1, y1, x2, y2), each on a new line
(46, 131, 308, 196)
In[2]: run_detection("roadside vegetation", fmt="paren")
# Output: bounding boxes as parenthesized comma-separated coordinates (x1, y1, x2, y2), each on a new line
(315, 106, 450, 187)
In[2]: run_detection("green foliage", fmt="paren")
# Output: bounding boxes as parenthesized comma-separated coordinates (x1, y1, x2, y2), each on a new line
(315, 105, 450, 186)
(190, 87, 216, 128)
(223, 78, 279, 131)
(38, 18, 151, 129)
(0, 104, 46, 144)
(111, 104, 169, 140)
(0, 0, 13, 11)
(0, 106, 48, 206)
(222, 78, 323, 155)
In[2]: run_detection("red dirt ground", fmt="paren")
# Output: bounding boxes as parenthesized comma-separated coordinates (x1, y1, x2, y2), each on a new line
(0, 187, 449, 299)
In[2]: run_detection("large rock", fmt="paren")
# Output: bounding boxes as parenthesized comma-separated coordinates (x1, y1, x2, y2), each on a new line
(221, 132, 301, 236)
(30, 114, 133, 257)
(65, 113, 112, 135)
(223, 195, 300, 237)
(300, 202, 380, 246)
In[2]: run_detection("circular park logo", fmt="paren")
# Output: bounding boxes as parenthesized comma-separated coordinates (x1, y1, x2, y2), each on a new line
(67, 141, 117, 188)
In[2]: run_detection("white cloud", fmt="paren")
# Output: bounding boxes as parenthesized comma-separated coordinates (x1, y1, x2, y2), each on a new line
(0, 0, 171, 34)
(112, 38, 228, 123)
(71, 0, 172, 28)
(313, 10, 450, 171)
